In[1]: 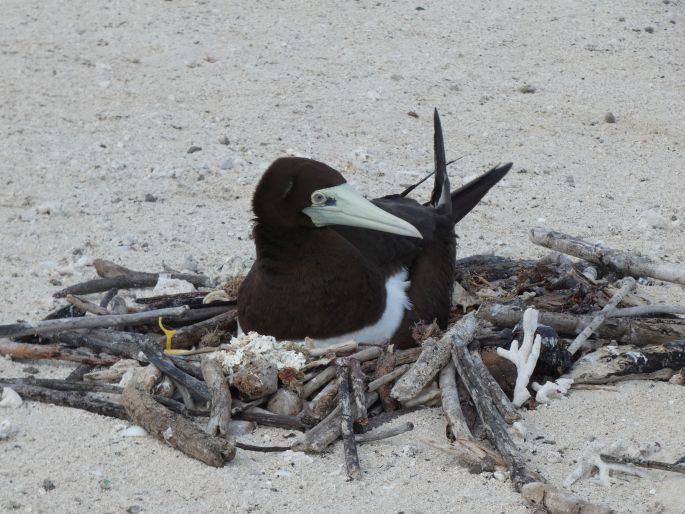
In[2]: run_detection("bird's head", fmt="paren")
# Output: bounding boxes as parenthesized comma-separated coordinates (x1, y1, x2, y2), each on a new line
(252, 157, 422, 238)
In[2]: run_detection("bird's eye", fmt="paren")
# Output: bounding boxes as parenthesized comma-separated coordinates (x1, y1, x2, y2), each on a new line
(311, 192, 327, 205)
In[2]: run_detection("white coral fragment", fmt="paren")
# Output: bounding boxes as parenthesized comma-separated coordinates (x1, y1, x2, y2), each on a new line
(532, 378, 574, 404)
(213, 332, 306, 376)
(0, 387, 23, 408)
(496, 308, 542, 407)
(564, 440, 647, 487)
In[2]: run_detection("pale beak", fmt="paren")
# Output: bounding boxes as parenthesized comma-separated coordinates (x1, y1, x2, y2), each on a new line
(302, 184, 423, 239)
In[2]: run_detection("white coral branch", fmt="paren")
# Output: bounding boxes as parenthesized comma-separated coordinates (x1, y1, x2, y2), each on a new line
(564, 441, 647, 487)
(532, 378, 574, 404)
(496, 308, 541, 407)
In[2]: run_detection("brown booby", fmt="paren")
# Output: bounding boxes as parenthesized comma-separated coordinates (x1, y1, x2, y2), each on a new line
(238, 111, 511, 348)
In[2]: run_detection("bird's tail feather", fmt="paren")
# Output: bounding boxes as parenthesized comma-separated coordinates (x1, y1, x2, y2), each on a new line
(430, 109, 452, 215)
(450, 162, 512, 224)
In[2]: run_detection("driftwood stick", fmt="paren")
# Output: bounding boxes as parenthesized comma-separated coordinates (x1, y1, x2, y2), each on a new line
(439, 363, 506, 472)
(303, 366, 336, 399)
(337, 358, 361, 479)
(451, 330, 542, 491)
(235, 409, 314, 430)
(53, 259, 211, 298)
(56, 330, 142, 360)
(308, 341, 358, 357)
(122, 366, 235, 467)
(310, 380, 338, 418)
(568, 277, 637, 354)
(600, 454, 685, 475)
(99, 288, 119, 309)
(0, 306, 189, 338)
(0, 338, 118, 367)
(349, 358, 367, 424)
(0, 378, 122, 395)
(609, 305, 685, 318)
(449, 341, 610, 512)
(529, 227, 685, 285)
(374, 345, 400, 411)
(66, 295, 109, 315)
(172, 380, 196, 409)
(66, 363, 95, 382)
(368, 364, 409, 392)
(171, 308, 238, 350)
(355, 422, 414, 443)
(303, 346, 382, 399)
(394, 346, 422, 365)
(2, 381, 128, 419)
(439, 363, 474, 440)
(391, 313, 477, 402)
(478, 303, 685, 346)
(468, 348, 520, 423)
(291, 392, 379, 453)
(200, 356, 232, 436)
(108, 295, 129, 315)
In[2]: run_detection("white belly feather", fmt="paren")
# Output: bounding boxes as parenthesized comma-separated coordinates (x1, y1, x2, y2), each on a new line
(313, 268, 412, 348)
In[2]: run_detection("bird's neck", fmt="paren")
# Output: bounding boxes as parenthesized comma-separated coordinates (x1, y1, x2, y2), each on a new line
(252, 224, 363, 272)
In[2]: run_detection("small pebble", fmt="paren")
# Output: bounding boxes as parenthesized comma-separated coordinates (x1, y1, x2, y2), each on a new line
(218, 136, 230, 145)
(43, 479, 56, 491)
(220, 158, 234, 170)
(127, 505, 142, 514)
(604, 112, 616, 123)
(518, 84, 536, 94)
(144, 193, 157, 202)
(0, 419, 18, 440)
(187, 146, 202, 154)
(644, 26, 655, 33)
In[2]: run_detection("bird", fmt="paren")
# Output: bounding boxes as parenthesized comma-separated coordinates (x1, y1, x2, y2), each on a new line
(237, 110, 512, 349)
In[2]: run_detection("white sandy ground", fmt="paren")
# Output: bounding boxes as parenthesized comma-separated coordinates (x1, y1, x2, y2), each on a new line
(1, 0, 684, 512)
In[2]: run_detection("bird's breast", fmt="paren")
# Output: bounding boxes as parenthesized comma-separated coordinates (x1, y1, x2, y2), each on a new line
(311, 268, 412, 347)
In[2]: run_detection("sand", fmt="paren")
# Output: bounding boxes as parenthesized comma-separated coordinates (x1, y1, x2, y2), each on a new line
(1, 0, 684, 512)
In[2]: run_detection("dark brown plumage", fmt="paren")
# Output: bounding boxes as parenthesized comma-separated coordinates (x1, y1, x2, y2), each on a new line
(238, 111, 512, 348)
